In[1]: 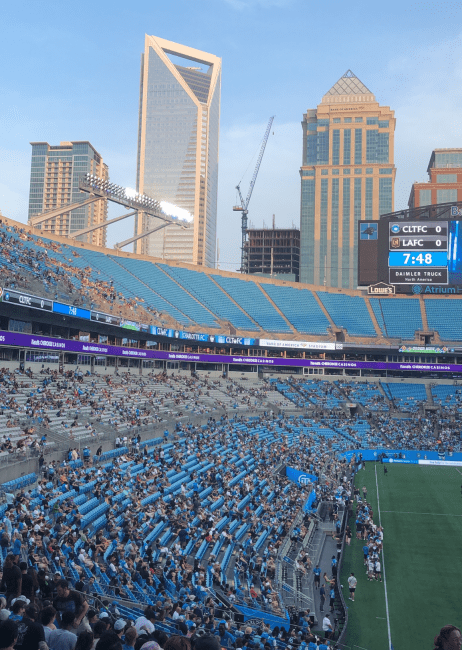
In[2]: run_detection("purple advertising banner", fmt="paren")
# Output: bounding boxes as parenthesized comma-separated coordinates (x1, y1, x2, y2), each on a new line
(0, 330, 460, 374)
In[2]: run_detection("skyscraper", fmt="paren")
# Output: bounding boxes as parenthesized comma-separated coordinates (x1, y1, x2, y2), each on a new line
(136, 35, 221, 266)
(299, 71, 396, 288)
(28, 141, 108, 246)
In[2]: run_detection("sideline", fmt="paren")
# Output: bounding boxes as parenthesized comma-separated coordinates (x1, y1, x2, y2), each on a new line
(375, 464, 392, 650)
(381, 510, 462, 516)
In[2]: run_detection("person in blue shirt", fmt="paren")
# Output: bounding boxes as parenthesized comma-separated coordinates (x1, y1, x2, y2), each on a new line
(308, 635, 318, 650)
(362, 543, 370, 564)
(216, 623, 236, 647)
(329, 587, 335, 612)
(9, 599, 26, 621)
(313, 565, 321, 589)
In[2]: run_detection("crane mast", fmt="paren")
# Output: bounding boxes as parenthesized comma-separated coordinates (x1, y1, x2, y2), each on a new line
(233, 116, 274, 272)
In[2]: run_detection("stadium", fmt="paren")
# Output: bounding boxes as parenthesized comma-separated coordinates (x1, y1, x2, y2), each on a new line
(0, 211, 462, 650)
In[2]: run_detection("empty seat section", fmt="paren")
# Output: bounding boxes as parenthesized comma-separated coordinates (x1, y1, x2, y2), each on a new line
(59, 247, 192, 325)
(113, 258, 218, 327)
(261, 285, 330, 335)
(372, 299, 422, 339)
(316, 293, 376, 337)
(425, 299, 462, 341)
(383, 382, 427, 412)
(160, 265, 259, 331)
(369, 299, 387, 336)
(212, 276, 292, 333)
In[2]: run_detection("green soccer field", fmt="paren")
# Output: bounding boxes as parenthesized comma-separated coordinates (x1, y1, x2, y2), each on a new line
(340, 462, 462, 650)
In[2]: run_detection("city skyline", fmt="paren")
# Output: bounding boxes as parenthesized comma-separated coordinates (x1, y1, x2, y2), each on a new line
(1, 0, 462, 272)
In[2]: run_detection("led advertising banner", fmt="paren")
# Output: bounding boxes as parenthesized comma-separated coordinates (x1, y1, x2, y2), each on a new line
(0, 330, 461, 374)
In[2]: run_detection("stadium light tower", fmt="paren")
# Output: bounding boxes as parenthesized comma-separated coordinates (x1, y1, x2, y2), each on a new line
(29, 173, 192, 250)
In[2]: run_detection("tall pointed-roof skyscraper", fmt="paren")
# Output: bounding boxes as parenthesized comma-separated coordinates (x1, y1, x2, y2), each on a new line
(136, 36, 221, 266)
(299, 70, 396, 288)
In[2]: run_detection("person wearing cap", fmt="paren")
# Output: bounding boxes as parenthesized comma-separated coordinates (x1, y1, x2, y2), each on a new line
(215, 623, 235, 647)
(113, 621, 126, 639)
(9, 600, 27, 622)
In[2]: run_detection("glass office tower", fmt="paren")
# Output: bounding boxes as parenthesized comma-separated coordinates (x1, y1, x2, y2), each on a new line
(136, 35, 221, 266)
(299, 71, 396, 288)
(28, 141, 108, 246)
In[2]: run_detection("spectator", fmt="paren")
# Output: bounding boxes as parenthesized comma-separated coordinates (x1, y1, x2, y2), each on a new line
(16, 605, 45, 650)
(40, 606, 57, 645)
(0, 556, 22, 605)
(53, 580, 89, 633)
(321, 614, 333, 640)
(122, 627, 137, 650)
(433, 625, 461, 650)
(0, 619, 18, 650)
(75, 632, 94, 650)
(48, 611, 77, 650)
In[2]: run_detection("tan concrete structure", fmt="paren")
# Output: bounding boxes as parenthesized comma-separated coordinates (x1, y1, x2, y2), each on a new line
(299, 70, 396, 288)
(136, 36, 221, 266)
(28, 141, 108, 247)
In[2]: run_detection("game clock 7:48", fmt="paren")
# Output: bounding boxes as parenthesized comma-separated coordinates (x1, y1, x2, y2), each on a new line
(388, 251, 448, 267)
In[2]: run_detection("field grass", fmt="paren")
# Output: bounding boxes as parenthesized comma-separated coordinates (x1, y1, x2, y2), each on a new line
(340, 461, 462, 650)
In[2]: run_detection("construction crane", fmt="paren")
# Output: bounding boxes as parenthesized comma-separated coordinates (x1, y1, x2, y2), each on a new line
(233, 116, 275, 272)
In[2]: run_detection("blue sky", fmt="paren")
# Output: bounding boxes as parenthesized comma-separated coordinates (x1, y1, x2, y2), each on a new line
(1, 0, 462, 270)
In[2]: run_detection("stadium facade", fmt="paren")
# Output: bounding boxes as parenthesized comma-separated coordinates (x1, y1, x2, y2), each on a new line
(299, 70, 396, 289)
(28, 141, 109, 246)
(2, 216, 462, 380)
(136, 35, 221, 266)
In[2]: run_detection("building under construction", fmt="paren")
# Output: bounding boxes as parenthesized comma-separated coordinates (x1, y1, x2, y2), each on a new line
(243, 226, 300, 281)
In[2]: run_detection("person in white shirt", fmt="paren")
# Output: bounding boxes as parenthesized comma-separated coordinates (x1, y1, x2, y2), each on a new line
(134, 608, 156, 635)
(322, 614, 333, 639)
(347, 572, 357, 601)
(374, 560, 382, 582)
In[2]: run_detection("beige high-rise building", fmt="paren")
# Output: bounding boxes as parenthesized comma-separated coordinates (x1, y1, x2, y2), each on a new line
(28, 141, 108, 246)
(136, 35, 221, 266)
(299, 71, 396, 288)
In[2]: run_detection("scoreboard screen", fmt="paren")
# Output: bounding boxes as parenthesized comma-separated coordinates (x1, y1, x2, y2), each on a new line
(387, 221, 448, 285)
(358, 219, 462, 293)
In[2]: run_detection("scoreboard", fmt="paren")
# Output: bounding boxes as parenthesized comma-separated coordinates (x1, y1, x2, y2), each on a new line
(358, 218, 462, 293)
(387, 221, 448, 285)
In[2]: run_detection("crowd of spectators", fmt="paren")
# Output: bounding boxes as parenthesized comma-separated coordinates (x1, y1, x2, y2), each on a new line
(0, 402, 357, 650)
(0, 224, 171, 328)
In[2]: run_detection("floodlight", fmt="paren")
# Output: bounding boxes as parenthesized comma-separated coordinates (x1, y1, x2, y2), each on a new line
(160, 201, 193, 223)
